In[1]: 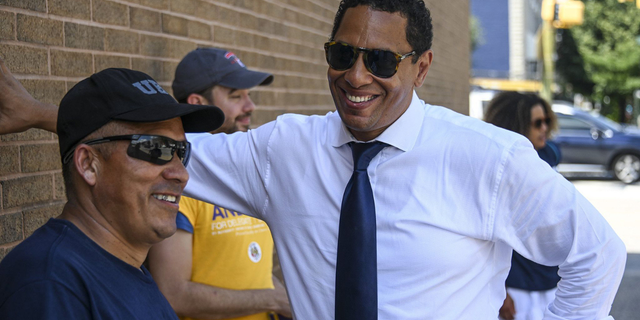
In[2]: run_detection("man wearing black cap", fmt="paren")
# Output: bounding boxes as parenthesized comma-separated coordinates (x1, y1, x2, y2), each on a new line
(0, 68, 224, 319)
(0, 1, 626, 318)
(147, 48, 291, 320)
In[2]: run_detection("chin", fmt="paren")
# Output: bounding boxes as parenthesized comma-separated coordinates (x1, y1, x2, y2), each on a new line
(153, 221, 178, 241)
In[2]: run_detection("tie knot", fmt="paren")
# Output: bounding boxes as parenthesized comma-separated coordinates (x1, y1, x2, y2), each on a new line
(350, 141, 386, 171)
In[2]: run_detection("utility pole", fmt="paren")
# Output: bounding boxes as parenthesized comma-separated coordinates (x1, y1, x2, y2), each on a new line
(540, 0, 585, 102)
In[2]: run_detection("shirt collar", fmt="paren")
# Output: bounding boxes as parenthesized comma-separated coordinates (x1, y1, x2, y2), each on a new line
(330, 90, 425, 152)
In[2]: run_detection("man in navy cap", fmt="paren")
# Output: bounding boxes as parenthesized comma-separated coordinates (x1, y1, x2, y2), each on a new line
(147, 48, 291, 320)
(0, 1, 626, 318)
(0, 68, 224, 319)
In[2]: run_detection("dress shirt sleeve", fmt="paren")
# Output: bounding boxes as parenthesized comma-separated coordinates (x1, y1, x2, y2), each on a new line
(491, 139, 626, 320)
(183, 121, 276, 219)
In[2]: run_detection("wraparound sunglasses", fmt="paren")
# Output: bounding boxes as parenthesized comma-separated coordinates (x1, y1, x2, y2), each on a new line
(62, 134, 191, 167)
(324, 41, 416, 78)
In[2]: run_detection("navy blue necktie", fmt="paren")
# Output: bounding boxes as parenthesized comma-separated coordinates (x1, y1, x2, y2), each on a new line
(335, 141, 386, 320)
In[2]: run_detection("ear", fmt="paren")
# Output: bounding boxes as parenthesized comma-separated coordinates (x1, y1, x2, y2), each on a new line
(186, 93, 209, 105)
(413, 50, 433, 88)
(73, 145, 100, 187)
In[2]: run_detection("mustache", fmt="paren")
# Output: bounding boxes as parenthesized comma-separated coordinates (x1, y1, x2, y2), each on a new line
(235, 112, 252, 120)
(151, 184, 184, 196)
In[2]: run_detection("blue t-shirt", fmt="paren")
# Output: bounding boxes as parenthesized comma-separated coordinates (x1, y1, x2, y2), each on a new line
(0, 218, 178, 319)
(505, 141, 562, 291)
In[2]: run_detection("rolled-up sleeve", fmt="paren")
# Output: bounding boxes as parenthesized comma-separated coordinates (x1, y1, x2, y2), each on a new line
(492, 139, 626, 320)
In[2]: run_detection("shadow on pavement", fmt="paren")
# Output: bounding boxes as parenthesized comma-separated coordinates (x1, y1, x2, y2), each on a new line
(610, 253, 640, 320)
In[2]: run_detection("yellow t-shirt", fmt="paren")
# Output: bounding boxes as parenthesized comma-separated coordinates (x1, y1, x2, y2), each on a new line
(177, 196, 274, 320)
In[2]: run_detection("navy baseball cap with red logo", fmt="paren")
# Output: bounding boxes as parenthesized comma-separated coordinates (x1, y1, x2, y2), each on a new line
(57, 68, 225, 163)
(172, 48, 274, 101)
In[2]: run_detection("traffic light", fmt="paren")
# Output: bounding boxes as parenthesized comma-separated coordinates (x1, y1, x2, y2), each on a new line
(541, 0, 585, 29)
(618, 0, 640, 9)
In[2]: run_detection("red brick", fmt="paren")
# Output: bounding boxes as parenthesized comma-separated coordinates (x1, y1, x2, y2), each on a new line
(0, 0, 46, 12)
(139, 35, 196, 59)
(93, 0, 129, 26)
(54, 172, 66, 200)
(0, 11, 15, 40)
(21, 80, 67, 106)
(169, 0, 200, 16)
(162, 14, 188, 37)
(95, 55, 131, 72)
(130, 7, 161, 32)
(0, 212, 22, 244)
(105, 29, 139, 54)
(213, 25, 236, 46)
(16, 14, 63, 46)
(51, 50, 93, 77)
(0, 44, 48, 75)
(160, 60, 178, 82)
(186, 20, 210, 40)
(0, 146, 20, 176)
(1, 175, 53, 208)
(23, 203, 64, 236)
(0, 129, 52, 142)
(212, 5, 239, 25)
(21, 143, 61, 173)
(130, 0, 170, 10)
(132, 58, 163, 81)
(64, 23, 105, 50)
(49, 0, 91, 20)
(237, 12, 257, 30)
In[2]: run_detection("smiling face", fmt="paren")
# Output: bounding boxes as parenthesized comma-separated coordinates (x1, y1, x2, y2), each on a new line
(527, 104, 549, 150)
(210, 85, 255, 133)
(92, 118, 189, 247)
(328, 5, 432, 141)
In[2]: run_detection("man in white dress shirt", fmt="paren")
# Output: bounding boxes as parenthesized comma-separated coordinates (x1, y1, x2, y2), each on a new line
(0, 0, 626, 319)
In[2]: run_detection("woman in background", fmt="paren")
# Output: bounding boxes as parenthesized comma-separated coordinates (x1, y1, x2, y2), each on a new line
(484, 92, 561, 320)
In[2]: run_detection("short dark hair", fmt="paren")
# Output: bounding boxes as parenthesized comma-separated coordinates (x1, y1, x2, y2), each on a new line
(329, 0, 433, 63)
(177, 86, 215, 104)
(60, 121, 125, 198)
(484, 91, 557, 138)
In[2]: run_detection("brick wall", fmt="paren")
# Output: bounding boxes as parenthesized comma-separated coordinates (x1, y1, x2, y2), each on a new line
(0, 0, 470, 260)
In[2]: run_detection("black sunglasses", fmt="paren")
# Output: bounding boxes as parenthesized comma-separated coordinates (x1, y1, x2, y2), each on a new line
(62, 134, 191, 166)
(532, 117, 551, 129)
(324, 41, 416, 78)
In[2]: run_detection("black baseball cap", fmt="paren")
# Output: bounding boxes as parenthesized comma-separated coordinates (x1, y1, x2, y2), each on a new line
(172, 48, 274, 101)
(58, 68, 225, 163)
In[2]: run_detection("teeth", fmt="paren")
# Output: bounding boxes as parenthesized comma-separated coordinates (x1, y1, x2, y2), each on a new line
(153, 194, 177, 203)
(346, 93, 374, 103)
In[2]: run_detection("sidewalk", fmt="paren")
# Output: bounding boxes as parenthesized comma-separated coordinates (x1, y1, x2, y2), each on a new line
(610, 253, 640, 319)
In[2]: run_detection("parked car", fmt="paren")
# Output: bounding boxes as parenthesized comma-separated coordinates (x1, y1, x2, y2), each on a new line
(551, 103, 640, 184)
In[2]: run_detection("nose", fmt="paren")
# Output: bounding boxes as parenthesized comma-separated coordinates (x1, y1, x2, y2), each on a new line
(243, 96, 256, 113)
(541, 121, 549, 133)
(163, 155, 189, 188)
(344, 53, 373, 88)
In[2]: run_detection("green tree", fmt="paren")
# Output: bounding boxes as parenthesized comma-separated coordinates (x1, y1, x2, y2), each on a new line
(470, 15, 485, 52)
(557, 0, 640, 122)
(555, 29, 595, 100)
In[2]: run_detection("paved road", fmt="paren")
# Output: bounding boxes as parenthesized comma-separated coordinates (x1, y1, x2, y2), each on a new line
(570, 178, 640, 320)
(572, 179, 640, 253)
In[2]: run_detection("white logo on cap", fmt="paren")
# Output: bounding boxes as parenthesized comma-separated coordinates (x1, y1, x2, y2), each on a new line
(224, 52, 246, 68)
(132, 80, 168, 95)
